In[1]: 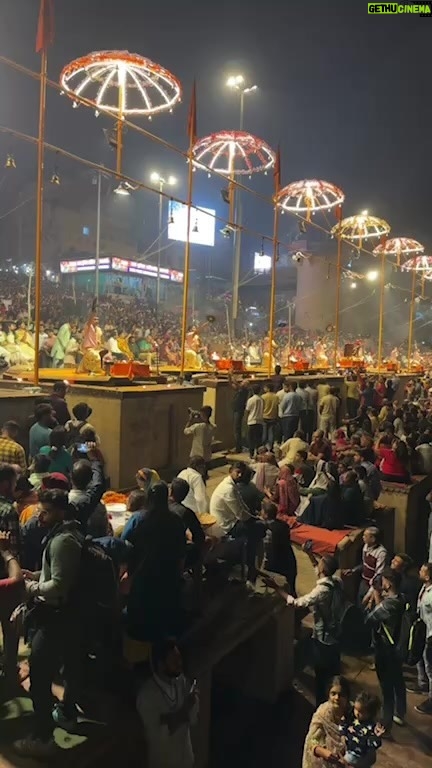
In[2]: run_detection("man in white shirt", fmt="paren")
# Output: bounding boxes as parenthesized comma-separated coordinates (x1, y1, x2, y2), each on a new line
(178, 457, 209, 515)
(137, 639, 198, 768)
(210, 462, 265, 583)
(245, 383, 264, 459)
(183, 406, 216, 465)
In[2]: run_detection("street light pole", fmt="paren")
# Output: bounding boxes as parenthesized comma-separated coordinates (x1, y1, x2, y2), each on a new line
(157, 178, 164, 307)
(227, 76, 257, 335)
(151, 172, 177, 311)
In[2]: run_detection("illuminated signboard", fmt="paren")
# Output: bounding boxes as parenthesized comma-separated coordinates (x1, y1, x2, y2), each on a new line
(60, 258, 110, 273)
(111, 257, 129, 272)
(254, 252, 272, 273)
(60, 258, 183, 282)
(168, 201, 215, 247)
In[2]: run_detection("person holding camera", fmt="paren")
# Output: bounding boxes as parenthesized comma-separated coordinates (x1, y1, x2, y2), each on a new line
(184, 406, 216, 469)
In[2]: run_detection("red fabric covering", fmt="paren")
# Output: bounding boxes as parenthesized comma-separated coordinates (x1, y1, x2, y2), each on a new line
(285, 516, 349, 556)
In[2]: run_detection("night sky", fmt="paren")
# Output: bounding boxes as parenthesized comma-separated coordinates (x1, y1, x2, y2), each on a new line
(0, 0, 430, 266)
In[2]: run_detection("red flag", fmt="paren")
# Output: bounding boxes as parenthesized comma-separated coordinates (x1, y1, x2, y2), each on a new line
(273, 145, 281, 192)
(187, 81, 197, 146)
(36, 0, 54, 53)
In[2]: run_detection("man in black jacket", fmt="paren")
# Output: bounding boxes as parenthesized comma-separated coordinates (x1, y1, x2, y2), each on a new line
(366, 567, 406, 735)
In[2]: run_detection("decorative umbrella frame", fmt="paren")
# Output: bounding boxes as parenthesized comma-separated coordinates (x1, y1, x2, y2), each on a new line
(276, 179, 345, 369)
(60, 50, 182, 177)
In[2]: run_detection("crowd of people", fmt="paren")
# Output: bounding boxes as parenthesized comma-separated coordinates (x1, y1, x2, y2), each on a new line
(1, 272, 431, 372)
(0, 367, 431, 763)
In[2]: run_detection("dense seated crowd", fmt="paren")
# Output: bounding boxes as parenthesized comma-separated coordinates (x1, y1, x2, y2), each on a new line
(0, 375, 430, 765)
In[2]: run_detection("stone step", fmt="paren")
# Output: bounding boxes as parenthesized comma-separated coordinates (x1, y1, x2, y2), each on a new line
(208, 451, 229, 469)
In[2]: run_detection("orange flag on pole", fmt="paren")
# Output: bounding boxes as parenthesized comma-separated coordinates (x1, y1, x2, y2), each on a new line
(187, 81, 197, 146)
(36, 0, 54, 53)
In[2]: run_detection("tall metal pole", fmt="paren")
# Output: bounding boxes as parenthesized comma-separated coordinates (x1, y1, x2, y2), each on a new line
(95, 170, 102, 301)
(333, 228, 343, 370)
(231, 91, 244, 334)
(33, 48, 48, 386)
(267, 149, 281, 377)
(27, 268, 33, 326)
(407, 268, 416, 371)
(116, 66, 125, 178)
(377, 252, 386, 371)
(180, 84, 196, 376)
(156, 179, 163, 307)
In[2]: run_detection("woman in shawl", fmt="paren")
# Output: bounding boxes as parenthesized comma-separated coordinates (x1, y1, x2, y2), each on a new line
(136, 467, 160, 494)
(302, 676, 351, 768)
(266, 464, 300, 523)
(251, 451, 279, 493)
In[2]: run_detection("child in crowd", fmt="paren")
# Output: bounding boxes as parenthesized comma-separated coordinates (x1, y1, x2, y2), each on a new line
(339, 691, 384, 767)
(260, 499, 297, 596)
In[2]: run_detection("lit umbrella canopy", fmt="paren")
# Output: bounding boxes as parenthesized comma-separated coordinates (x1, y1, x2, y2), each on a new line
(276, 179, 345, 221)
(401, 255, 432, 272)
(60, 50, 182, 118)
(373, 237, 424, 267)
(331, 210, 390, 249)
(191, 130, 276, 176)
(401, 256, 432, 296)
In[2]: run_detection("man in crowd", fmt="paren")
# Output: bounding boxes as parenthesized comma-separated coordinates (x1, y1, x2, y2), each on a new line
(409, 562, 432, 713)
(136, 638, 198, 768)
(308, 429, 332, 463)
(15, 489, 83, 758)
(68, 454, 105, 530)
(210, 462, 265, 584)
(271, 364, 284, 392)
(319, 387, 339, 437)
(264, 546, 343, 705)
(49, 382, 71, 426)
(365, 568, 406, 735)
(305, 381, 318, 433)
(0, 421, 26, 471)
(184, 406, 216, 468)
(297, 381, 313, 442)
(245, 383, 264, 459)
(279, 429, 308, 466)
(177, 456, 209, 515)
(230, 376, 249, 454)
(280, 382, 302, 442)
(29, 404, 54, 460)
(344, 527, 387, 605)
(261, 382, 279, 451)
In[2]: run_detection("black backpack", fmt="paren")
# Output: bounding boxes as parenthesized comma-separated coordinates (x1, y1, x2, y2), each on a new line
(382, 603, 426, 666)
(65, 420, 86, 449)
(321, 579, 355, 648)
(46, 526, 119, 619)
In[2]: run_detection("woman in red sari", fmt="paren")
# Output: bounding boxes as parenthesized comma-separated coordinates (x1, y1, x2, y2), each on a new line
(266, 464, 300, 523)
